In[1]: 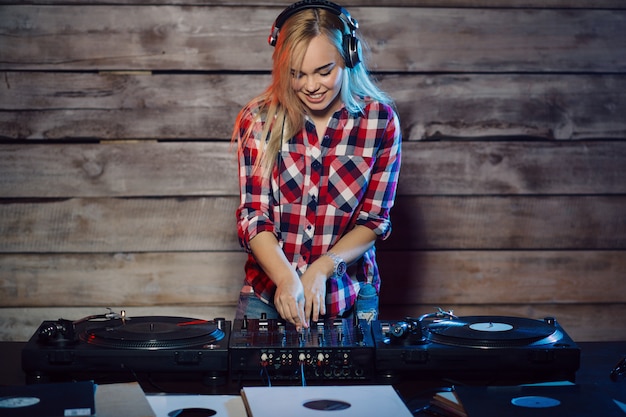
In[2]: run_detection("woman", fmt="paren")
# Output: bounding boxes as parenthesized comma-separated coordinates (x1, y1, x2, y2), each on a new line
(233, 1, 401, 331)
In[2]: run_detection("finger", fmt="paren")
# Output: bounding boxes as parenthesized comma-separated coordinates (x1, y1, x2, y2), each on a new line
(304, 297, 314, 324)
(310, 295, 321, 323)
(275, 297, 295, 325)
(319, 296, 326, 317)
(291, 300, 308, 331)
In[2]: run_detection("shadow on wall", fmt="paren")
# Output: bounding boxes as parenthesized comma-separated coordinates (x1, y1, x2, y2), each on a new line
(377, 195, 427, 310)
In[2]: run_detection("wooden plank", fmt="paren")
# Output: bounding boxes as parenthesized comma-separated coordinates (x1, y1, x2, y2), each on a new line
(1, 141, 625, 198)
(386, 74, 626, 140)
(0, 197, 241, 252)
(1, 196, 624, 252)
(0, 303, 623, 342)
(0, 71, 257, 141)
(2, 72, 625, 140)
(1, 1, 624, 9)
(379, 304, 626, 342)
(385, 195, 626, 250)
(1, 250, 622, 307)
(1, 6, 624, 72)
(0, 142, 239, 198)
(397, 141, 626, 196)
(376, 251, 626, 304)
(0, 252, 247, 307)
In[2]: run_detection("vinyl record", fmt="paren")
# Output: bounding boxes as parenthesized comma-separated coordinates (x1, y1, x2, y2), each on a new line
(80, 316, 224, 349)
(426, 316, 560, 348)
(454, 384, 625, 417)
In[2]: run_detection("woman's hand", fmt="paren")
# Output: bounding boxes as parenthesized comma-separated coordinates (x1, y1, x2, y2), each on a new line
(300, 266, 329, 323)
(273, 274, 308, 330)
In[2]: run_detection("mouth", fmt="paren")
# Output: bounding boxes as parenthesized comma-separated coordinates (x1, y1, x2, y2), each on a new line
(304, 92, 326, 104)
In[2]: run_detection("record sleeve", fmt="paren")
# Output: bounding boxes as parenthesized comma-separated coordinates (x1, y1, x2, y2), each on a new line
(147, 394, 246, 417)
(0, 380, 95, 417)
(96, 382, 155, 417)
(240, 385, 412, 417)
(454, 384, 625, 417)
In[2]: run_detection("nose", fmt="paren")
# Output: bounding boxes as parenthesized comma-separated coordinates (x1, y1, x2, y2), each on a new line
(304, 76, 319, 93)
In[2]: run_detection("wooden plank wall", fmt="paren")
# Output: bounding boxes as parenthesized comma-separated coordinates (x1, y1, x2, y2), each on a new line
(1, 0, 625, 342)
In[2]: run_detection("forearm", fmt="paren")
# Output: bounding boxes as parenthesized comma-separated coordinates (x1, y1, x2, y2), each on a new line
(314, 225, 378, 278)
(249, 231, 307, 328)
(248, 231, 299, 286)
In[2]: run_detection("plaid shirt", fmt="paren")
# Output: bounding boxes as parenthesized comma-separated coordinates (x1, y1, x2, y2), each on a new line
(236, 98, 401, 317)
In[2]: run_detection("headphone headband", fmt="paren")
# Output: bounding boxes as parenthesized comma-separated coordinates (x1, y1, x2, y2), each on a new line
(268, 1, 361, 68)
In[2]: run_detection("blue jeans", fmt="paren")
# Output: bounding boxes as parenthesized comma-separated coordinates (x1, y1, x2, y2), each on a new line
(235, 290, 279, 320)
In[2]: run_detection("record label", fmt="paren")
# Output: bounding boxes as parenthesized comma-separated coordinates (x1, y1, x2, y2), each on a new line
(511, 396, 561, 408)
(0, 396, 40, 408)
(469, 322, 513, 332)
(303, 399, 352, 411)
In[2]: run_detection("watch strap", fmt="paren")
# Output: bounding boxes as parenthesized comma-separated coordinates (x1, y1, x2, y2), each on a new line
(324, 251, 346, 278)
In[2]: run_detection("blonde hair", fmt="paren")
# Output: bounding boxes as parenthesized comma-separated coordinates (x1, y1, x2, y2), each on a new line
(233, 7, 392, 176)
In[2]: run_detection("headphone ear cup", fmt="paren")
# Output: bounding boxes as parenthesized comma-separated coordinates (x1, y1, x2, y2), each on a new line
(343, 34, 360, 68)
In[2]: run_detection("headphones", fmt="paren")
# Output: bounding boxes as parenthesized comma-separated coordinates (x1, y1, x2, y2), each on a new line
(268, 0, 361, 68)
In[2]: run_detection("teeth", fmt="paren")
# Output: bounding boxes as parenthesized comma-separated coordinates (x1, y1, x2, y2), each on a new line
(309, 94, 322, 99)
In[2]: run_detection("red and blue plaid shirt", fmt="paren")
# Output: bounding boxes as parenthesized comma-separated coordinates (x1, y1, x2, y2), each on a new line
(236, 98, 401, 317)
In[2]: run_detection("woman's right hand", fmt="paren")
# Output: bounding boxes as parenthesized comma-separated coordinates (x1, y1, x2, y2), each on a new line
(248, 231, 309, 330)
(273, 275, 308, 331)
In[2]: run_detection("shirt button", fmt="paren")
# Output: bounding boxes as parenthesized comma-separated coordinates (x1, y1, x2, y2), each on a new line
(312, 160, 321, 170)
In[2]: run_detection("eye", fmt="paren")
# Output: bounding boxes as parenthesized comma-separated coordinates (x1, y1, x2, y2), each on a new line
(319, 64, 335, 77)
(290, 70, 304, 79)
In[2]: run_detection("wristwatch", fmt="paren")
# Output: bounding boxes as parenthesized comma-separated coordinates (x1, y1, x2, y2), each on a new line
(324, 251, 347, 278)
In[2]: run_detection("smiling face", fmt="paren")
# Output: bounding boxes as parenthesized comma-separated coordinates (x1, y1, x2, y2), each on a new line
(291, 35, 345, 123)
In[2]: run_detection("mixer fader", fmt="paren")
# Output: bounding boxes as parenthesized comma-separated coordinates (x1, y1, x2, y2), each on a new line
(229, 316, 375, 383)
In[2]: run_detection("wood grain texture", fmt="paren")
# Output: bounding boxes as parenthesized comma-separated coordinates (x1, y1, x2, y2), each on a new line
(385, 195, 626, 250)
(2, 72, 625, 140)
(1, 6, 624, 72)
(0, 142, 239, 198)
(2, 141, 625, 197)
(0, 197, 240, 252)
(0, 252, 247, 307)
(1, 196, 624, 252)
(377, 251, 626, 304)
(1, 250, 621, 307)
(0, 1, 623, 343)
(1, 1, 625, 8)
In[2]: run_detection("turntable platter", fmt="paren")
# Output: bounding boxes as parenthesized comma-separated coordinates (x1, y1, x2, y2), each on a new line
(80, 316, 225, 350)
(427, 316, 560, 348)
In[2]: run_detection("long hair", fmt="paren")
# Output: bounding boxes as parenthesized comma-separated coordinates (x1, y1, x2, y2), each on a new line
(233, 7, 392, 176)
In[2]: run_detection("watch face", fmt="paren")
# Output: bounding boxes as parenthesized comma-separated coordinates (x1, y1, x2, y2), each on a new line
(336, 260, 347, 276)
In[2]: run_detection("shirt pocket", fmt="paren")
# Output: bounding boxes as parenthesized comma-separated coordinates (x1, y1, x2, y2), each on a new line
(276, 150, 305, 204)
(327, 155, 374, 213)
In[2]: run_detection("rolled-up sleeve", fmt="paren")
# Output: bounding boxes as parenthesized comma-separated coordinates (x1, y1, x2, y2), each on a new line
(355, 105, 402, 240)
(235, 108, 277, 252)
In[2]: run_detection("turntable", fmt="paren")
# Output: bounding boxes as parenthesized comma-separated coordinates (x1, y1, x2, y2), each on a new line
(373, 310, 581, 384)
(21, 311, 231, 385)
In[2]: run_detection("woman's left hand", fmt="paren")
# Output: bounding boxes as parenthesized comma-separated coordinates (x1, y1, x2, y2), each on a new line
(300, 266, 328, 323)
